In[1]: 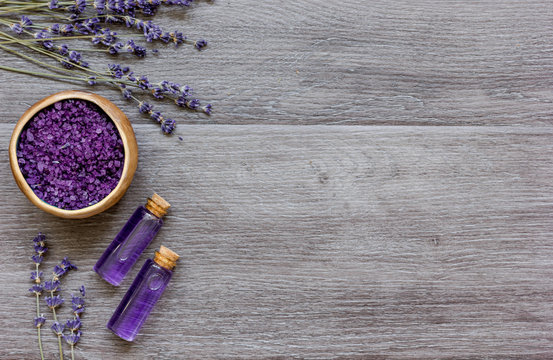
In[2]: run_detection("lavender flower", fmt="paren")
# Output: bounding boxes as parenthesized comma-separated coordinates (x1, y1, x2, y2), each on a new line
(161, 118, 175, 134)
(63, 330, 82, 346)
(122, 87, 132, 99)
(71, 294, 85, 317)
(61, 257, 78, 270)
(137, 75, 151, 89)
(56, 44, 69, 56)
(34, 316, 46, 328)
(186, 98, 200, 110)
(51, 321, 65, 335)
(34, 244, 47, 256)
(20, 16, 32, 28)
(62, 285, 85, 358)
(65, 318, 81, 331)
(28, 234, 84, 359)
(108, 63, 124, 78)
(45, 295, 65, 309)
(31, 271, 43, 283)
(0, 0, 212, 137)
(138, 101, 153, 114)
(30, 233, 47, 359)
(125, 39, 146, 57)
(194, 39, 207, 50)
(44, 258, 78, 360)
(9, 23, 23, 35)
(150, 110, 162, 123)
(34, 30, 54, 50)
(43, 280, 61, 292)
(51, 257, 77, 281)
(67, 0, 87, 14)
(50, 23, 60, 34)
(14, 16, 33, 34)
(151, 87, 164, 99)
(29, 284, 44, 295)
(33, 233, 46, 245)
(94, 0, 106, 13)
(52, 265, 67, 279)
(49, 0, 59, 9)
(202, 103, 212, 115)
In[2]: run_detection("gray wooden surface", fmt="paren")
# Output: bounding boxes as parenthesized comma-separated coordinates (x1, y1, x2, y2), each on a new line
(1, 1, 553, 359)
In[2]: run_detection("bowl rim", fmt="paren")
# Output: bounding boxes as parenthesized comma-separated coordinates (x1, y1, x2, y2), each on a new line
(9, 90, 138, 219)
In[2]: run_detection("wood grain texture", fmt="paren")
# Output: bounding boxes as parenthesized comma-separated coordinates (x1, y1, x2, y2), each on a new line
(2, 1, 553, 127)
(1, 125, 553, 359)
(1, 0, 553, 359)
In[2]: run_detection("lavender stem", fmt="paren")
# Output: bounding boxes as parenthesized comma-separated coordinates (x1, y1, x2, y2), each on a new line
(50, 290, 64, 360)
(35, 263, 44, 360)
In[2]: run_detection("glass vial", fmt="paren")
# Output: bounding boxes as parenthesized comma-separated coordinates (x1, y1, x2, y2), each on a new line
(107, 246, 179, 342)
(94, 193, 170, 286)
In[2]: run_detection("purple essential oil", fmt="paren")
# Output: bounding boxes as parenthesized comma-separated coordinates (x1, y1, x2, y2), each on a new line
(107, 246, 179, 342)
(16, 99, 124, 210)
(94, 194, 170, 286)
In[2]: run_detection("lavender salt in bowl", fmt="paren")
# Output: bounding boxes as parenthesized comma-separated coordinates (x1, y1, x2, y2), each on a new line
(9, 90, 138, 219)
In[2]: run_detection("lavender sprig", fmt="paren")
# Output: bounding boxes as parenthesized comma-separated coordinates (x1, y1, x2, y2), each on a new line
(45, 256, 77, 360)
(63, 287, 85, 360)
(29, 233, 47, 360)
(0, 0, 212, 137)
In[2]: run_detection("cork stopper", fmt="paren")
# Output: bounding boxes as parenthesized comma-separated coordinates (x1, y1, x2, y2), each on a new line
(153, 245, 179, 270)
(145, 193, 170, 218)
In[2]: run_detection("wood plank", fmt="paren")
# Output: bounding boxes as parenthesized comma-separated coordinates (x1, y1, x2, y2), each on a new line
(2, 0, 553, 126)
(0, 124, 552, 358)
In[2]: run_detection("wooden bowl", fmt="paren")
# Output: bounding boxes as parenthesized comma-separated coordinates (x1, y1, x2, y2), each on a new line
(9, 90, 138, 219)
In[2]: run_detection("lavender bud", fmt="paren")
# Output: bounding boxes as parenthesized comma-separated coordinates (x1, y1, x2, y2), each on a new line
(45, 295, 64, 309)
(202, 104, 212, 115)
(63, 331, 81, 346)
(61, 257, 77, 270)
(43, 280, 61, 292)
(30, 271, 43, 283)
(65, 318, 81, 331)
(34, 316, 46, 328)
(51, 321, 65, 335)
(194, 39, 207, 50)
(29, 284, 43, 295)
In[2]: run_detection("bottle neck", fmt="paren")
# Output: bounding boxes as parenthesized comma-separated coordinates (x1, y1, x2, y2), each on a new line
(145, 199, 165, 218)
(144, 193, 170, 218)
(153, 251, 177, 270)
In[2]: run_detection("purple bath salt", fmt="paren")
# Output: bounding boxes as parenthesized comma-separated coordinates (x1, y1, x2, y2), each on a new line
(17, 99, 125, 210)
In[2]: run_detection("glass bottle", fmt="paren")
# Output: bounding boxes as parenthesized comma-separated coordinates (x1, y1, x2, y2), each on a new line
(94, 193, 170, 286)
(107, 245, 179, 342)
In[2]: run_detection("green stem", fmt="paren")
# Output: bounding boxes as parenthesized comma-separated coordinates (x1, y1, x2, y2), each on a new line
(0, 40, 109, 83)
(0, 3, 52, 12)
(0, 34, 141, 88)
(0, 60, 136, 86)
(50, 291, 64, 360)
(0, 35, 99, 44)
(37, 327, 45, 360)
(71, 344, 74, 360)
(0, 7, 67, 16)
(0, 0, 73, 6)
(35, 263, 44, 360)
(0, 63, 88, 80)
(57, 335, 64, 360)
(0, 29, 103, 77)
